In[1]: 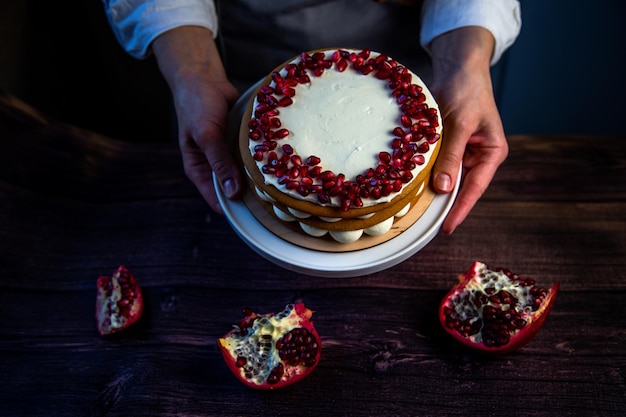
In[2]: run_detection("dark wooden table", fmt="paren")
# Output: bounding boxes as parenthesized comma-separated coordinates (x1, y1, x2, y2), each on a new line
(1, 91, 625, 416)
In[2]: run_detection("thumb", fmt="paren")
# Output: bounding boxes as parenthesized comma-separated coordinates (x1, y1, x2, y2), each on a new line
(432, 126, 465, 194)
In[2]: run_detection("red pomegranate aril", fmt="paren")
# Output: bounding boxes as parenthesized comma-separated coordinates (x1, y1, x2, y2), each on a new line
(309, 166, 323, 178)
(379, 151, 392, 164)
(336, 59, 348, 72)
(288, 166, 300, 179)
(289, 155, 302, 166)
(286, 181, 300, 190)
(249, 128, 263, 141)
(305, 155, 321, 166)
(263, 140, 278, 150)
(260, 85, 274, 95)
(262, 165, 276, 175)
(275, 128, 290, 139)
(278, 96, 293, 107)
(417, 142, 430, 153)
(282, 144, 294, 155)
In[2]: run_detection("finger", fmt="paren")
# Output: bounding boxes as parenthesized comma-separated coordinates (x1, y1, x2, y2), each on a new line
(431, 119, 468, 195)
(440, 155, 502, 234)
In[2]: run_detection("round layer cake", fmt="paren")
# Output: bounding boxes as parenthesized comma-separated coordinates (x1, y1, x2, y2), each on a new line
(239, 48, 443, 243)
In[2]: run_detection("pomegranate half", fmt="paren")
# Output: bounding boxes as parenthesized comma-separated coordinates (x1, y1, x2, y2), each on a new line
(439, 261, 559, 354)
(218, 303, 321, 389)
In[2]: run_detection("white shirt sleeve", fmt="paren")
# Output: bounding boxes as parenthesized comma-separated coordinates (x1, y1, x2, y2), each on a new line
(101, 0, 219, 59)
(420, 0, 522, 65)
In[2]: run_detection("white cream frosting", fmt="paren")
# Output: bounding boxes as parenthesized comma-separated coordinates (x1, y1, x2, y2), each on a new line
(278, 69, 396, 181)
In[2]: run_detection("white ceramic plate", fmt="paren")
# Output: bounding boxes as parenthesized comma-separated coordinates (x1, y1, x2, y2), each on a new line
(214, 81, 459, 277)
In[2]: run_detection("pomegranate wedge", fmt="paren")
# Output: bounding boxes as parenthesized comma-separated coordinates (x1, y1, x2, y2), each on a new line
(96, 265, 143, 336)
(439, 261, 559, 354)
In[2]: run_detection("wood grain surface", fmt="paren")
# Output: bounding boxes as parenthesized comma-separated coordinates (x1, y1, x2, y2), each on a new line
(1, 91, 625, 416)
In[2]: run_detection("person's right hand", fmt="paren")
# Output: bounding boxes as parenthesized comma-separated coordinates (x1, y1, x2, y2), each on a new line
(153, 26, 241, 214)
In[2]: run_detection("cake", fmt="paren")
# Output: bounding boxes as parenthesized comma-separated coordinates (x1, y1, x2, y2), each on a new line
(239, 48, 442, 244)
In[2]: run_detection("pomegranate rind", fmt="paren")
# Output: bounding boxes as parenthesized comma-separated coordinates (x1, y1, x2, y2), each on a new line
(439, 261, 559, 354)
(95, 265, 144, 336)
(218, 303, 321, 390)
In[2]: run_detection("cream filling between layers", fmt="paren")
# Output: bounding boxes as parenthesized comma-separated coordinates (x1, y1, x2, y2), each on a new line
(249, 49, 441, 209)
(254, 180, 425, 243)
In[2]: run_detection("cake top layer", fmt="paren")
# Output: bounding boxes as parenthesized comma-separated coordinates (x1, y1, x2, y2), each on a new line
(246, 48, 442, 211)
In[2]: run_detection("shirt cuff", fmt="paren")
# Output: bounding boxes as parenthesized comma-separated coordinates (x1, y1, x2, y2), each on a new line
(103, 0, 219, 59)
(420, 0, 521, 65)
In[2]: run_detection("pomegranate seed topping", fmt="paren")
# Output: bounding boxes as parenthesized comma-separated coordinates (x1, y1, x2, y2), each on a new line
(336, 59, 348, 72)
(286, 181, 300, 190)
(309, 166, 322, 178)
(417, 142, 430, 153)
(278, 96, 293, 107)
(274, 128, 289, 139)
(282, 144, 294, 155)
(290, 155, 303, 166)
(305, 155, 321, 166)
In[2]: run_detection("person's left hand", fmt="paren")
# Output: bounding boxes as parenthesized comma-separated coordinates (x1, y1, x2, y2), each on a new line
(428, 27, 509, 234)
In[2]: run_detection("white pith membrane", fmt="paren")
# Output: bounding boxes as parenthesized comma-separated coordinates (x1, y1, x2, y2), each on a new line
(246, 49, 442, 243)
(447, 264, 538, 345)
(219, 304, 315, 386)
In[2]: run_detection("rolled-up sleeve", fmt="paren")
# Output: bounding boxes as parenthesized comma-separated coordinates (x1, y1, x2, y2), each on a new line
(420, 0, 522, 65)
(102, 0, 219, 59)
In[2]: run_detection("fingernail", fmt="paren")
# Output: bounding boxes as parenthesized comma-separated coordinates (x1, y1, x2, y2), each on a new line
(435, 173, 452, 192)
(222, 179, 237, 198)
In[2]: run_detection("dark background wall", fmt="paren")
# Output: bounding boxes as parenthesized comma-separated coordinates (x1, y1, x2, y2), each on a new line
(492, 0, 626, 136)
(2, 1, 625, 139)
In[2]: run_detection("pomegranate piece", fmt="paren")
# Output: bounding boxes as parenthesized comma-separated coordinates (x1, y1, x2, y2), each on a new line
(439, 261, 559, 354)
(218, 303, 321, 390)
(95, 265, 143, 336)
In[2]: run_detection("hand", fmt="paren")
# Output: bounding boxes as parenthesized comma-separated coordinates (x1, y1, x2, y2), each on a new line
(429, 27, 509, 234)
(153, 27, 241, 214)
